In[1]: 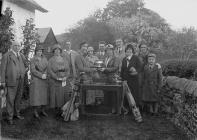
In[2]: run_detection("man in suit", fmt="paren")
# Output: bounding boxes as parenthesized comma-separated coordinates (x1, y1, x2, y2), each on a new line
(114, 38, 126, 73)
(62, 41, 79, 79)
(75, 42, 96, 80)
(1, 41, 26, 124)
(96, 41, 106, 61)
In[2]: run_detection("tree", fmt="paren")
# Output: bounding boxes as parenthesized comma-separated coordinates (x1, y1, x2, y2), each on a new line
(66, 16, 114, 50)
(101, 0, 144, 21)
(21, 18, 40, 59)
(165, 27, 197, 61)
(0, 7, 15, 53)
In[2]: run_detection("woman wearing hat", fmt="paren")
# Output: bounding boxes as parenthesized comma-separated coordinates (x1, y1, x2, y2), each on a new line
(48, 44, 70, 112)
(30, 45, 48, 119)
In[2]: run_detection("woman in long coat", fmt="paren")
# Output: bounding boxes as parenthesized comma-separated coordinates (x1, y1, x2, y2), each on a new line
(121, 44, 142, 106)
(48, 44, 70, 110)
(30, 45, 48, 118)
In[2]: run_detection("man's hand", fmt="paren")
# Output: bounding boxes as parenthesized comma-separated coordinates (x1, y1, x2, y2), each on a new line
(156, 63, 161, 69)
(42, 74, 47, 79)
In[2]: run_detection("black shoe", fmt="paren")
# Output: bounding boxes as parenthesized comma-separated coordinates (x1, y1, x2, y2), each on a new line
(16, 115, 24, 120)
(7, 119, 14, 125)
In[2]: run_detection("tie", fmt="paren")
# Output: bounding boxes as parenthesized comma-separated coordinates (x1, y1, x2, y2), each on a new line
(127, 58, 130, 67)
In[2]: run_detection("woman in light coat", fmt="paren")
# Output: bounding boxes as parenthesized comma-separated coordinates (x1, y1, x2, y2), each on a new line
(30, 45, 48, 119)
(48, 44, 70, 112)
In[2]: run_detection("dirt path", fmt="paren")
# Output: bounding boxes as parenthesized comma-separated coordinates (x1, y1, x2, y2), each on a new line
(1, 108, 188, 140)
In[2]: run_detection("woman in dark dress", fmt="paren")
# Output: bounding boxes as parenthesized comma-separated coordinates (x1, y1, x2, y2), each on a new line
(121, 44, 142, 106)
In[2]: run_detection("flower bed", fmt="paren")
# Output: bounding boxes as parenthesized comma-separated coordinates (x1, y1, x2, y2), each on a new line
(159, 76, 197, 139)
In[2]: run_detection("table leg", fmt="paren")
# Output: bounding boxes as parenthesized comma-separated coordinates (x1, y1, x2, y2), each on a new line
(117, 88, 121, 115)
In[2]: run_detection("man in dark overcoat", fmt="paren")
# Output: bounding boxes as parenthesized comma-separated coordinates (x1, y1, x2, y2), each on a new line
(1, 41, 26, 124)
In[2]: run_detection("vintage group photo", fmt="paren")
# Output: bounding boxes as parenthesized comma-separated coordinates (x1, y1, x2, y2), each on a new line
(0, 0, 197, 140)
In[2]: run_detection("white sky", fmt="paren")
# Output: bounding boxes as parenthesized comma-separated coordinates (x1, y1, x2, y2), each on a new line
(35, 0, 197, 35)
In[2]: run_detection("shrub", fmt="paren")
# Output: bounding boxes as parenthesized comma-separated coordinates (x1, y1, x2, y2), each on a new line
(161, 59, 197, 79)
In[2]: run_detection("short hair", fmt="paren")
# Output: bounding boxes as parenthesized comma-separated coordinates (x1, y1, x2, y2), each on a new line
(79, 41, 87, 49)
(125, 44, 134, 53)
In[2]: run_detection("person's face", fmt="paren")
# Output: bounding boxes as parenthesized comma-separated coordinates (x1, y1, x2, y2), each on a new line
(148, 57, 156, 65)
(81, 44, 88, 55)
(125, 48, 133, 57)
(106, 49, 113, 57)
(99, 43, 105, 51)
(115, 39, 123, 47)
(88, 50, 93, 55)
(65, 41, 71, 51)
(54, 48, 61, 55)
(133, 45, 139, 54)
(36, 50, 42, 57)
(140, 45, 148, 54)
(12, 44, 20, 52)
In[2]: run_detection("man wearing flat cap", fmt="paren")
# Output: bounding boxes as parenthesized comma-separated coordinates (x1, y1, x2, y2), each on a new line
(0, 41, 26, 124)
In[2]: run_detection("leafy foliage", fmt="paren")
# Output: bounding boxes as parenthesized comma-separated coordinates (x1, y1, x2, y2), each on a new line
(0, 7, 15, 53)
(21, 18, 40, 58)
(161, 59, 197, 79)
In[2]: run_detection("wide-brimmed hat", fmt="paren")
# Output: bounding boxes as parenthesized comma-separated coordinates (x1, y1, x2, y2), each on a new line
(52, 44, 62, 52)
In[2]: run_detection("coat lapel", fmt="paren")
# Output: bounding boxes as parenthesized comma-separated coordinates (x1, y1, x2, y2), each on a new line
(9, 51, 18, 65)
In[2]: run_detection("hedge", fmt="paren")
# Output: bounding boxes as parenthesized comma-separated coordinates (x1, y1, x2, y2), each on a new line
(161, 59, 197, 79)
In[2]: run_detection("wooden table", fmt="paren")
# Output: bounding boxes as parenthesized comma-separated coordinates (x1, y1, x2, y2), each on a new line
(80, 82, 123, 115)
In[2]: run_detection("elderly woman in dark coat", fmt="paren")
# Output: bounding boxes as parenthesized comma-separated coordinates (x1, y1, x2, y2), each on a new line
(30, 45, 48, 118)
(48, 44, 70, 111)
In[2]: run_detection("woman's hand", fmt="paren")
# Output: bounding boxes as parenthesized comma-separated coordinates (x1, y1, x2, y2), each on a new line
(42, 74, 47, 79)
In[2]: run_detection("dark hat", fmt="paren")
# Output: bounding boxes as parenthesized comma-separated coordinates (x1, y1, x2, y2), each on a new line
(106, 44, 114, 50)
(35, 45, 44, 51)
(148, 53, 156, 58)
(52, 44, 62, 52)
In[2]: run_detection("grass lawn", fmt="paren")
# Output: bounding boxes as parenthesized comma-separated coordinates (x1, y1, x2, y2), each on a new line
(1, 107, 188, 140)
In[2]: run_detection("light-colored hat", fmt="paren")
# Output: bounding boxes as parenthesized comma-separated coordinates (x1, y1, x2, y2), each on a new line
(148, 53, 156, 58)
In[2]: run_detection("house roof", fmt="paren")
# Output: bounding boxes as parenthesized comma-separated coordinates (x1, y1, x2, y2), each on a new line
(10, 0, 48, 13)
(37, 27, 57, 43)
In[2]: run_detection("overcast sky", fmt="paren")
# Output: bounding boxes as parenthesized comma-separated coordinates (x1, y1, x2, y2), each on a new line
(35, 0, 197, 35)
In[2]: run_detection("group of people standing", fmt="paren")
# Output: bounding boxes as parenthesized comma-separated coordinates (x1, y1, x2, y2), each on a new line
(0, 37, 163, 125)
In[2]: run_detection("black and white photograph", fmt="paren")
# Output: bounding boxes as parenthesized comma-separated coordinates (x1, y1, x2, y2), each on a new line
(0, 0, 197, 139)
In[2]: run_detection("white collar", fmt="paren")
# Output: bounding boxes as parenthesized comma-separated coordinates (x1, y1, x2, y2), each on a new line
(127, 55, 132, 60)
